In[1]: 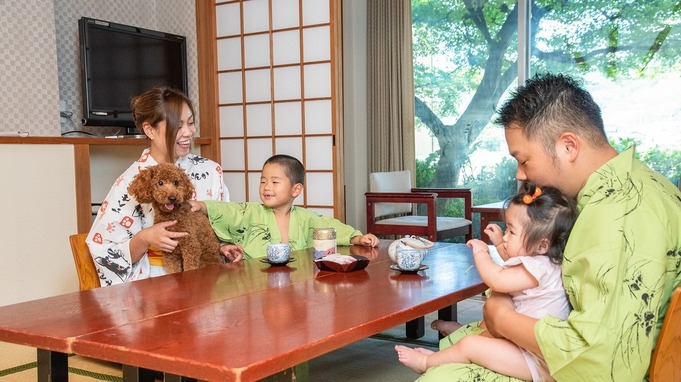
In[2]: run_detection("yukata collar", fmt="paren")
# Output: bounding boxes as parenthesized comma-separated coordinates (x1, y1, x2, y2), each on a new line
(577, 146, 636, 204)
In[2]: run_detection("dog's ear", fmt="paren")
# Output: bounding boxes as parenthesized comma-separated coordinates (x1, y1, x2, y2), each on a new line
(128, 166, 155, 203)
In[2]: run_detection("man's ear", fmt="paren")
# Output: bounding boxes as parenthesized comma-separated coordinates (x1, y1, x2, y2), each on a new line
(535, 238, 550, 255)
(558, 132, 580, 162)
(292, 183, 303, 198)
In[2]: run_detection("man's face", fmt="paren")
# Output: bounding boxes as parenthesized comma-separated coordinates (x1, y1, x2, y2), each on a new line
(505, 125, 564, 192)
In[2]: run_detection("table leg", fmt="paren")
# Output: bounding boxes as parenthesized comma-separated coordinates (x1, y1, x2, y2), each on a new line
(259, 363, 309, 381)
(405, 317, 425, 339)
(121, 365, 156, 382)
(437, 304, 458, 339)
(37, 349, 68, 382)
(164, 375, 197, 382)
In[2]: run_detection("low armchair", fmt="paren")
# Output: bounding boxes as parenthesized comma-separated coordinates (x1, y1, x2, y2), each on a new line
(365, 171, 473, 242)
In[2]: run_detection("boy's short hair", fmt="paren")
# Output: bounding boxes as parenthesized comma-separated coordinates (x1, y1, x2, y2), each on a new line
(264, 155, 305, 185)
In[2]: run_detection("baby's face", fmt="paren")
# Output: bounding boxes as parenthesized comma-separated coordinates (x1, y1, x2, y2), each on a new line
(500, 204, 532, 259)
(259, 163, 300, 211)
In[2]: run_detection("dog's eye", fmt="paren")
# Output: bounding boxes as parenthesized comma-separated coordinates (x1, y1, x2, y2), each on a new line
(157, 180, 164, 187)
(174, 180, 180, 187)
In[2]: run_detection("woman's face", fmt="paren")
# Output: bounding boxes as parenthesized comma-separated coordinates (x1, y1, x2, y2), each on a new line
(147, 102, 196, 163)
(173, 102, 196, 159)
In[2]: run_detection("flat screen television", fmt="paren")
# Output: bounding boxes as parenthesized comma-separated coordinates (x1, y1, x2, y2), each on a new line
(78, 17, 188, 133)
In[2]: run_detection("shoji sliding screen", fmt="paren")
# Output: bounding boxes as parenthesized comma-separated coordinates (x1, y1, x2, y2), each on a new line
(199, 0, 343, 219)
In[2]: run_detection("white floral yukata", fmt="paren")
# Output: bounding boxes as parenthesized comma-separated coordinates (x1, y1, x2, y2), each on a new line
(86, 148, 229, 286)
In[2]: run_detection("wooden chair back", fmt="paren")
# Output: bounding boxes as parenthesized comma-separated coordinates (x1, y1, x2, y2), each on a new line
(69, 233, 100, 291)
(366, 171, 473, 242)
(649, 285, 681, 381)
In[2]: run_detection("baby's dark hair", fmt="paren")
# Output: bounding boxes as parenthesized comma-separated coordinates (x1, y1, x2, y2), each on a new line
(263, 154, 305, 185)
(503, 182, 577, 264)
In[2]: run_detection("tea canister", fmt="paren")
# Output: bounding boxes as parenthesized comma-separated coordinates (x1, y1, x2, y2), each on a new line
(313, 228, 337, 259)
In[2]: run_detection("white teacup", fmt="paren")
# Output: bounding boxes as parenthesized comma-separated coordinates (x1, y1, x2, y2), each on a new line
(267, 244, 291, 263)
(395, 248, 424, 271)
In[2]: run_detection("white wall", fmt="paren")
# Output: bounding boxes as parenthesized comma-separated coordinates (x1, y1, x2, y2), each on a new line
(0, 145, 79, 306)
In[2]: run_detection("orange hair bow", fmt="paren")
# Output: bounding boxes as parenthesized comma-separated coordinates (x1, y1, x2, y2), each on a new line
(523, 187, 542, 204)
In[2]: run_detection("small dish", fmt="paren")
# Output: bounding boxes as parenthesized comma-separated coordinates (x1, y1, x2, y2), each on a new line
(315, 255, 370, 272)
(260, 257, 297, 266)
(390, 264, 429, 273)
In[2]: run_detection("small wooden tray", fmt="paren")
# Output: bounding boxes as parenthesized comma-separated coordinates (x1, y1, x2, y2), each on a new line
(314, 255, 370, 272)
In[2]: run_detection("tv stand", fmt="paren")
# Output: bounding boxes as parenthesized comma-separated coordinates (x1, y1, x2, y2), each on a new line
(104, 126, 146, 139)
(106, 134, 147, 139)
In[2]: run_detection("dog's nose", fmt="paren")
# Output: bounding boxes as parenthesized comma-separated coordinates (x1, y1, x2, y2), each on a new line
(168, 196, 176, 203)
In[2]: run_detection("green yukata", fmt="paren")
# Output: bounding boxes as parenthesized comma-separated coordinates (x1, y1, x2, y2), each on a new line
(204, 201, 362, 259)
(418, 148, 681, 382)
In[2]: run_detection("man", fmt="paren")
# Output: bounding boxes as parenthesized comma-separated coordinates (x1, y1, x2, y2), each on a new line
(418, 73, 681, 381)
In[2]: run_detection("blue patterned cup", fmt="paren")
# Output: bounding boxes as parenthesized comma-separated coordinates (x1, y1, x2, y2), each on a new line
(267, 243, 291, 263)
(396, 248, 424, 271)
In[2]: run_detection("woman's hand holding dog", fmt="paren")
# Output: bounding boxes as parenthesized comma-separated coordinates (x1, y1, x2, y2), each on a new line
(132, 221, 189, 259)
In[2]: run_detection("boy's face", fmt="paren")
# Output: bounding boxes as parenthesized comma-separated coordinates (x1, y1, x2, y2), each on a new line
(259, 163, 302, 211)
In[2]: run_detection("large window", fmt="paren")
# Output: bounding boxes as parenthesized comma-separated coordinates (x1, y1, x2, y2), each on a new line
(412, 0, 681, 207)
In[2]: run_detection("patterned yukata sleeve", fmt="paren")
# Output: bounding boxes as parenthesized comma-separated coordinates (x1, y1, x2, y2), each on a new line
(86, 171, 144, 286)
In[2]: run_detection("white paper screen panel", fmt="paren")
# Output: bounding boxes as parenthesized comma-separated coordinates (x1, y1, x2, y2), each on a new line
(219, 105, 244, 137)
(220, 139, 245, 171)
(217, 38, 241, 71)
(274, 102, 303, 135)
(214, 0, 338, 216)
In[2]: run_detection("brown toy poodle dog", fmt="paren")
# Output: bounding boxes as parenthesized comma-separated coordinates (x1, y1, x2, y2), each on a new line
(127, 163, 222, 273)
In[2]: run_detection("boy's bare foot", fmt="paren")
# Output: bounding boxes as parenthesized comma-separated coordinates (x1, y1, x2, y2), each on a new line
(430, 320, 462, 336)
(395, 345, 433, 374)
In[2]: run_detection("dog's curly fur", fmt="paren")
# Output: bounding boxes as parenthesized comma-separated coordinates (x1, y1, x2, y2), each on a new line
(127, 163, 222, 273)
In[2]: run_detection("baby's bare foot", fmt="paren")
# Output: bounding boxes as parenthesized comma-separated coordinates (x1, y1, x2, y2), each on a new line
(430, 320, 463, 336)
(395, 345, 429, 374)
(413, 347, 435, 355)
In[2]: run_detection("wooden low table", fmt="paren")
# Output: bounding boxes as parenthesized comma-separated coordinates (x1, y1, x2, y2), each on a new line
(0, 241, 486, 382)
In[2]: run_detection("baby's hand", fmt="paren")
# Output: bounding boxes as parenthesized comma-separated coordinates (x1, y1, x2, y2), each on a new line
(189, 200, 207, 214)
(353, 233, 379, 247)
(466, 239, 489, 257)
(483, 224, 504, 246)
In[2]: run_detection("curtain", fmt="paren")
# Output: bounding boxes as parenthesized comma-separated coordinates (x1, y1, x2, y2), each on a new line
(366, 0, 415, 180)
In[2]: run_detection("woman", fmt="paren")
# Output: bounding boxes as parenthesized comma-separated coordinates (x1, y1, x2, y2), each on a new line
(86, 86, 242, 286)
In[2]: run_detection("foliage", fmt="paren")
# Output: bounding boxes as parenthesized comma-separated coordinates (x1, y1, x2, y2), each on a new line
(416, 152, 517, 217)
(412, 0, 681, 188)
(611, 138, 681, 186)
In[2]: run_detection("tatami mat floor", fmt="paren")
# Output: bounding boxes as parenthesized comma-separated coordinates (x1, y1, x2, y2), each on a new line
(0, 296, 483, 381)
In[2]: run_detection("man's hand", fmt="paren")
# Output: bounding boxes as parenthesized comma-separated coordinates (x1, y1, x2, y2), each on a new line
(483, 291, 515, 338)
(484, 290, 541, 354)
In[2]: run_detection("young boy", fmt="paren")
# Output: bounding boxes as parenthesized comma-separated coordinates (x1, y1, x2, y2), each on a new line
(191, 154, 379, 259)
